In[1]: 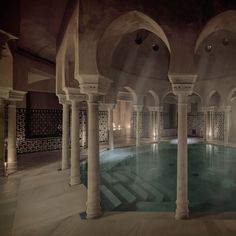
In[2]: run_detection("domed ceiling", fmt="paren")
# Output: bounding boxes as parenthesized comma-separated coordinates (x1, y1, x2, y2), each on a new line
(111, 30, 170, 80)
(195, 30, 236, 80)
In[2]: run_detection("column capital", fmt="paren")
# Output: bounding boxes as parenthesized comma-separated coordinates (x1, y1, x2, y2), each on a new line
(63, 87, 87, 102)
(78, 74, 112, 95)
(207, 106, 217, 112)
(0, 88, 26, 101)
(105, 103, 116, 110)
(171, 84, 194, 96)
(133, 105, 143, 112)
(223, 105, 232, 112)
(147, 106, 162, 112)
(57, 94, 70, 105)
(168, 74, 197, 84)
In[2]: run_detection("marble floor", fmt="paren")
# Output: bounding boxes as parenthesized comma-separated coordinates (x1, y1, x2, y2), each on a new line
(1, 140, 236, 236)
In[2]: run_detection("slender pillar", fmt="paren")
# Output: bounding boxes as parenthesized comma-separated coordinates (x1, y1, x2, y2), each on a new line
(70, 100, 81, 186)
(107, 104, 114, 150)
(134, 105, 143, 146)
(208, 107, 214, 141)
(224, 106, 231, 146)
(203, 108, 207, 141)
(62, 102, 70, 170)
(171, 83, 194, 220)
(86, 95, 101, 219)
(175, 93, 189, 219)
(0, 99, 6, 176)
(148, 110, 153, 139)
(156, 108, 161, 142)
(7, 103, 17, 172)
(81, 111, 86, 147)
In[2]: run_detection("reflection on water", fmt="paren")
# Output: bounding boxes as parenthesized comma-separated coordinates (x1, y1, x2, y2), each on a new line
(81, 143, 236, 213)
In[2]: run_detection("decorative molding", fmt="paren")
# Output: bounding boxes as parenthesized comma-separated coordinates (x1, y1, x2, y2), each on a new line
(133, 105, 143, 112)
(8, 90, 26, 101)
(57, 94, 70, 105)
(104, 103, 116, 110)
(78, 74, 112, 95)
(171, 84, 194, 96)
(63, 87, 87, 102)
(168, 74, 197, 84)
(0, 88, 26, 101)
(147, 106, 162, 112)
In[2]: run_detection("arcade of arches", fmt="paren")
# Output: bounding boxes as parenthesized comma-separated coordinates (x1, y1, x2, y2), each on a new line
(1, 0, 236, 235)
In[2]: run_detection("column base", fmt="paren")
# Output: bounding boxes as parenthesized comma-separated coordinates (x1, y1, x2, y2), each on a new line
(86, 201, 101, 219)
(69, 176, 81, 186)
(175, 202, 189, 220)
(7, 162, 17, 173)
(0, 166, 6, 177)
(61, 164, 70, 171)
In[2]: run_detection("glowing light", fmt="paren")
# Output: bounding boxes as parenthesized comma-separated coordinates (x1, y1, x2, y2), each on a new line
(118, 125, 121, 130)
(127, 124, 131, 129)
(170, 138, 200, 145)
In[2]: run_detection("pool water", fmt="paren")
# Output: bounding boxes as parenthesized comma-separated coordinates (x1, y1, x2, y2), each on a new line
(81, 143, 236, 213)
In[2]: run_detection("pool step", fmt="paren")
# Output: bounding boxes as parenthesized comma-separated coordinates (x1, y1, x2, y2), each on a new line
(121, 171, 164, 201)
(113, 184, 136, 204)
(141, 182, 164, 201)
(101, 172, 119, 184)
(100, 185, 122, 209)
(129, 184, 149, 201)
(113, 172, 129, 182)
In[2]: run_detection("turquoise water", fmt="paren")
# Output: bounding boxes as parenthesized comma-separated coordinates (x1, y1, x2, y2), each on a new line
(81, 143, 236, 213)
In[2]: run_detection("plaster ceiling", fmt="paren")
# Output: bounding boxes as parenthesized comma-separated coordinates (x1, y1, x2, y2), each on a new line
(19, 0, 69, 62)
(195, 30, 236, 79)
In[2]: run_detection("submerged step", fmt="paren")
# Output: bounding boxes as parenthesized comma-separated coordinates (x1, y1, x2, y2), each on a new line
(141, 182, 164, 202)
(100, 185, 122, 208)
(113, 172, 129, 182)
(113, 184, 136, 204)
(101, 172, 119, 184)
(129, 183, 149, 201)
(122, 171, 164, 201)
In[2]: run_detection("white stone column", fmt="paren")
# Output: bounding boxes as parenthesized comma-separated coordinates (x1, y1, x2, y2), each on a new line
(208, 107, 214, 141)
(148, 109, 153, 139)
(86, 94, 101, 219)
(62, 101, 70, 170)
(134, 105, 143, 146)
(203, 108, 207, 141)
(70, 100, 81, 186)
(107, 104, 115, 150)
(224, 106, 231, 146)
(156, 107, 161, 142)
(78, 74, 112, 219)
(172, 83, 194, 220)
(0, 99, 6, 176)
(7, 103, 17, 172)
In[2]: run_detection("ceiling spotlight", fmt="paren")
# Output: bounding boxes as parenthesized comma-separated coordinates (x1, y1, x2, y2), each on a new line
(134, 29, 149, 45)
(135, 36, 143, 45)
(222, 37, 229, 46)
(205, 44, 212, 52)
(152, 43, 159, 51)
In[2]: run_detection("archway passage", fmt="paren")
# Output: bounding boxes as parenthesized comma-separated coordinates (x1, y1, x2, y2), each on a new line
(162, 92, 177, 138)
(187, 93, 203, 138)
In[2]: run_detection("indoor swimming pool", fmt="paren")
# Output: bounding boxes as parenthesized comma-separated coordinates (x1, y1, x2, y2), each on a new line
(81, 142, 236, 213)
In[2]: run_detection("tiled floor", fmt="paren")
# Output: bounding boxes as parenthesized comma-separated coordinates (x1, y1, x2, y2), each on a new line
(1, 139, 236, 236)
